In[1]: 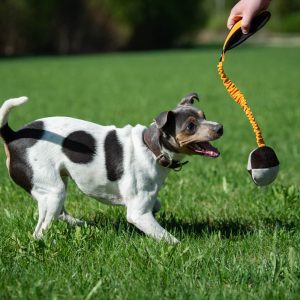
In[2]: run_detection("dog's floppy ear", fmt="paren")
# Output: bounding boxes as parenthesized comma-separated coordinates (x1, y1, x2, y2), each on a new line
(154, 111, 175, 132)
(179, 92, 199, 106)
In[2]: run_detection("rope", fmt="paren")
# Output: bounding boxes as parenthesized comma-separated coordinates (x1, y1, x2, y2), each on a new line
(218, 53, 265, 147)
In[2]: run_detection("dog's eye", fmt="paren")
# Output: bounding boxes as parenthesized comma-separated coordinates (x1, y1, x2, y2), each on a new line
(186, 122, 196, 133)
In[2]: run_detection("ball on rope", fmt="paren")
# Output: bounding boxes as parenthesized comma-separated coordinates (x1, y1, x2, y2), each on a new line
(247, 146, 279, 186)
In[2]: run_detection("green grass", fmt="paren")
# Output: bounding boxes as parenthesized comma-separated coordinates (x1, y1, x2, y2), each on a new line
(0, 47, 300, 299)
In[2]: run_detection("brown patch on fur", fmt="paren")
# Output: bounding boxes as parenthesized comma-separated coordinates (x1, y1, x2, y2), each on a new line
(176, 132, 194, 146)
(175, 128, 214, 154)
(175, 132, 197, 154)
(198, 111, 205, 119)
(183, 116, 197, 126)
(176, 129, 210, 145)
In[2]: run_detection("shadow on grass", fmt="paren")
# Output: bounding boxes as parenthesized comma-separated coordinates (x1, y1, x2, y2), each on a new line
(158, 213, 254, 239)
(91, 212, 298, 240)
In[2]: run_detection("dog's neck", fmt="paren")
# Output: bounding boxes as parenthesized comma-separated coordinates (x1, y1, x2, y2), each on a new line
(143, 124, 187, 170)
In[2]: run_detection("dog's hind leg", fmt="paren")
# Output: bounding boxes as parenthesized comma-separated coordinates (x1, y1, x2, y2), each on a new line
(31, 180, 66, 239)
(58, 208, 85, 226)
(56, 177, 85, 226)
(33, 198, 47, 239)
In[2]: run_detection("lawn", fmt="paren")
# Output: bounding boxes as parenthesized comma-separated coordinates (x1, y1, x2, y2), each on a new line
(0, 46, 299, 299)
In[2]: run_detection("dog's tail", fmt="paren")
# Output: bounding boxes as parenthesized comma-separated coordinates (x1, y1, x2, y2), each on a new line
(0, 97, 28, 143)
(0, 96, 28, 129)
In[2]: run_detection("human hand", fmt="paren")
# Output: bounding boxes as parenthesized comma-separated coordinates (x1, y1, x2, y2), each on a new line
(227, 0, 271, 34)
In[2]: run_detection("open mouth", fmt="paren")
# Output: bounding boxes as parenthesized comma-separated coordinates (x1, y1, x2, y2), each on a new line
(187, 141, 220, 158)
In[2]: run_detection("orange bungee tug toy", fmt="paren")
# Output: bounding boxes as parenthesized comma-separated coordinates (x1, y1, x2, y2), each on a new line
(218, 11, 279, 186)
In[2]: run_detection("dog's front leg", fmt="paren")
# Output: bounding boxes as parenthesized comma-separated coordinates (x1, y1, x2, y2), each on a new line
(127, 199, 179, 244)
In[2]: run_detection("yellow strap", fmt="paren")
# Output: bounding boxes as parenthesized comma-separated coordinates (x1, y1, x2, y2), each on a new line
(218, 53, 265, 147)
(222, 21, 242, 53)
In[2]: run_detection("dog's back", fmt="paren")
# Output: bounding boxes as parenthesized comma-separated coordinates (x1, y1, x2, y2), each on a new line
(0, 99, 162, 205)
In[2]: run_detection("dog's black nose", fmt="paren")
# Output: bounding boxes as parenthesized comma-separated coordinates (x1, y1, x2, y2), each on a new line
(215, 124, 223, 136)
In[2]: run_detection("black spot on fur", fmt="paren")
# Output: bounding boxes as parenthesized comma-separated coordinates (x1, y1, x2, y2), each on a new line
(1, 121, 44, 145)
(62, 131, 96, 164)
(104, 130, 124, 181)
(1, 121, 45, 193)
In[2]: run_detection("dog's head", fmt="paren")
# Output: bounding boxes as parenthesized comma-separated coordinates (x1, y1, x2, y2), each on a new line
(154, 93, 223, 158)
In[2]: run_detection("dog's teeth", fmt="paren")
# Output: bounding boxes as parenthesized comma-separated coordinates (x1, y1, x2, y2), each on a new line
(195, 144, 203, 151)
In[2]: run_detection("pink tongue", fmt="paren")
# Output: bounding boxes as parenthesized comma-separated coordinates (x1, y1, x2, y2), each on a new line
(198, 142, 220, 157)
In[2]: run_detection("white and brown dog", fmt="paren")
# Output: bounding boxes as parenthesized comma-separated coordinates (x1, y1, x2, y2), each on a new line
(0, 93, 223, 243)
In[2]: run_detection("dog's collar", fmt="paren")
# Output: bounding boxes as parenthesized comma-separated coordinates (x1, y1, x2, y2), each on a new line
(143, 125, 188, 171)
